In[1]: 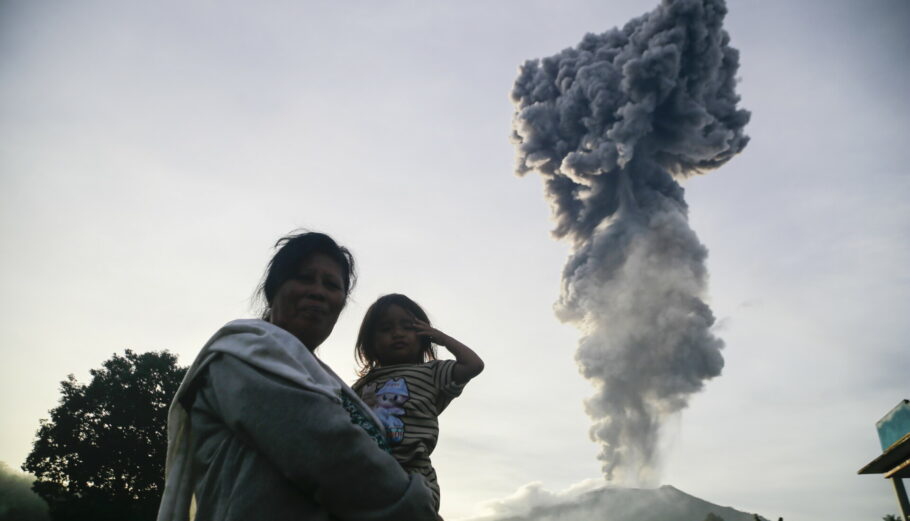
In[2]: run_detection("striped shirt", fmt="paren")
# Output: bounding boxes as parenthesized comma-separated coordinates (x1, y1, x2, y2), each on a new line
(352, 360, 465, 510)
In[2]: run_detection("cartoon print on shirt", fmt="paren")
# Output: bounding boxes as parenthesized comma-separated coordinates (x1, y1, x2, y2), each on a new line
(360, 382, 379, 408)
(364, 378, 410, 444)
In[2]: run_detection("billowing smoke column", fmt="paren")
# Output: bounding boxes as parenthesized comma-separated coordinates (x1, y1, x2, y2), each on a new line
(510, 0, 749, 483)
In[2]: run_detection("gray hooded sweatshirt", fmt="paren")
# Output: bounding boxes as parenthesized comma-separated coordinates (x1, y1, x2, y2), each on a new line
(156, 319, 436, 521)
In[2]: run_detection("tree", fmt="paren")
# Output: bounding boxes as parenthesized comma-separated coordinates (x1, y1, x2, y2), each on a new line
(23, 350, 186, 521)
(882, 515, 900, 521)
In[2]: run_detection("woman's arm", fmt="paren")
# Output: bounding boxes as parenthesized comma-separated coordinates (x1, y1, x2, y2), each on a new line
(412, 319, 484, 384)
(205, 354, 437, 520)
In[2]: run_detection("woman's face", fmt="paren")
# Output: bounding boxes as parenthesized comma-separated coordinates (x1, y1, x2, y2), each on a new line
(270, 253, 346, 350)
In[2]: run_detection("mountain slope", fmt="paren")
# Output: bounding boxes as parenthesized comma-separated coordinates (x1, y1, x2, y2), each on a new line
(489, 485, 766, 521)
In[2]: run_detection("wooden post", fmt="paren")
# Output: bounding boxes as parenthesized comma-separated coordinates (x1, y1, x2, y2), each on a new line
(893, 477, 910, 521)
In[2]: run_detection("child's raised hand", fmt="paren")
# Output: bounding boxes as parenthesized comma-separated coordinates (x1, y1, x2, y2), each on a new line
(409, 317, 446, 345)
(409, 316, 484, 384)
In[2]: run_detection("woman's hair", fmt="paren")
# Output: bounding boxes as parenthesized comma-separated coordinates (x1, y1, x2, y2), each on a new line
(257, 231, 356, 319)
(355, 293, 437, 377)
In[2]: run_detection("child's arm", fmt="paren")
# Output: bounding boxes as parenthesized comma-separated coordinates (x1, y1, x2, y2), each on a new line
(411, 318, 484, 384)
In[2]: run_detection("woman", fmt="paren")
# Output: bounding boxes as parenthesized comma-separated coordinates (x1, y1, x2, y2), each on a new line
(157, 232, 437, 521)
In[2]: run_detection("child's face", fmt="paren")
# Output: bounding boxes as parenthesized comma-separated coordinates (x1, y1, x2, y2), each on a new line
(373, 304, 422, 366)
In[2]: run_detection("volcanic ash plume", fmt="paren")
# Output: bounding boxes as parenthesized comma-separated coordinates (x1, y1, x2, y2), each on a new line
(510, 0, 749, 483)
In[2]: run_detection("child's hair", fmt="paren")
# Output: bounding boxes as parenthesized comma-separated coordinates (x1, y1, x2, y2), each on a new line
(355, 293, 437, 377)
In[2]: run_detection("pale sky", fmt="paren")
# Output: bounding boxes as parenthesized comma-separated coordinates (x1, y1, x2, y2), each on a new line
(1, 1, 908, 520)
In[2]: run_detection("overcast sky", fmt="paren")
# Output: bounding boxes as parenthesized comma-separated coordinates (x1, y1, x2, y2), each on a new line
(1, 1, 908, 520)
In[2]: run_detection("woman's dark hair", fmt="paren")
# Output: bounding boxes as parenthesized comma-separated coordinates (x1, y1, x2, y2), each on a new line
(355, 293, 437, 377)
(257, 231, 356, 319)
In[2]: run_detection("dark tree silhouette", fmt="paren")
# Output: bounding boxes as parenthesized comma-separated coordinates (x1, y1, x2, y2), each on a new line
(23, 350, 186, 521)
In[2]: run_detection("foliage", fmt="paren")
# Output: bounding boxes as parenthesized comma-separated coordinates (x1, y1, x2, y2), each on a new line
(882, 515, 900, 521)
(0, 462, 49, 521)
(703, 513, 724, 521)
(23, 350, 186, 521)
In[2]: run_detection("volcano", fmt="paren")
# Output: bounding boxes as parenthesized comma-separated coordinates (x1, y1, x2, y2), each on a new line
(476, 484, 768, 521)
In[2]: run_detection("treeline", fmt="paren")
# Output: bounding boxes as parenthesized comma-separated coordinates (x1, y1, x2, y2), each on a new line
(0, 462, 49, 521)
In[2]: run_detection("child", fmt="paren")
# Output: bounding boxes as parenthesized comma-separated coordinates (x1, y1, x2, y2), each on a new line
(353, 293, 484, 512)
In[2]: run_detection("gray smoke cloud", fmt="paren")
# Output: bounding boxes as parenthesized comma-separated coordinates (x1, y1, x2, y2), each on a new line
(510, 0, 749, 483)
